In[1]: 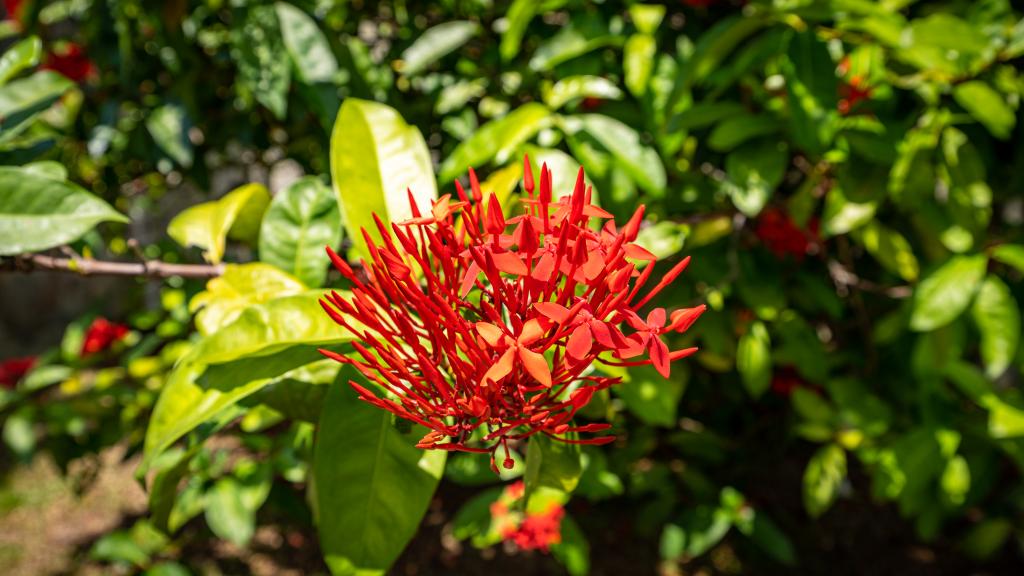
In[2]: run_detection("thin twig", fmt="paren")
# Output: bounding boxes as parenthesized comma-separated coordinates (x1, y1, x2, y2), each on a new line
(2, 253, 224, 280)
(827, 259, 912, 299)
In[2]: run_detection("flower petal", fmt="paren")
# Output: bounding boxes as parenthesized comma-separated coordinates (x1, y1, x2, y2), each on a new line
(567, 323, 593, 360)
(533, 302, 571, 324)
(483, 348, 515, 385)
(650, 337, 670, 378)
(491, 251, 528, 276)
(518, 347, 552, 387)
(518, 318, 547, 345)
(476, 322, 506, 347)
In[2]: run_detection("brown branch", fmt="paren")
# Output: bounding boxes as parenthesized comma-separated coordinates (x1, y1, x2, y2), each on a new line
(827, 259, 912, 299)
(2, 253, 224, 279)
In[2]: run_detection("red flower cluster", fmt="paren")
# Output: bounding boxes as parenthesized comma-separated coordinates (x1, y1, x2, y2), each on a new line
(836, 57, 873, 116)
(490, 481, 564, 552)
(81, 317, 130, 356)
(43, 42, 97, 83)
(770, 367, 803, 397)
(754, 208, 820, 261)
(0, 356, 35, 389)
(3, 0, 23, 23)
(320, 157, 703, 466)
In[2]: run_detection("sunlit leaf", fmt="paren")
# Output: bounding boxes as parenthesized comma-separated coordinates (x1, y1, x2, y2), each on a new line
(259, 176, 341, 287)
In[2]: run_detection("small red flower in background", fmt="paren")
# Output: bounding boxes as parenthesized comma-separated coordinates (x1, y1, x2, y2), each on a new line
(0, 356, 35, 389)
(836, 57, 873, 116)
(320, 156, 704, 469)
(770, 367, 803, 397)
(490, 481, 565, 552)
(3, 0, 24, 24)
(81, 317, 130, 356)
(754, 207, 820, 261)
(43, 42, 97, 83)
(580, 97, 603, 111)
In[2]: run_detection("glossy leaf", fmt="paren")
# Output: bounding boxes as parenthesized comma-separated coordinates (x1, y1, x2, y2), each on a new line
(614, 364, 686, 427)
(909, 254, 987, 332)
(146, 103, 193, 168)
(524, 432, 583, 497)
(803, 443, 846, 518)
(331, 98, 437, 261)
(724, 139, 787, 217)
(167, 183, 271, 264)
(439, 103, 551, 182)
(0, 36, 42, 86)
(314, 381, 446, 575)
(190, 263, 307, 336)
(737, 321, 772, 398)
(398, 21, 479, 76)
(971, 275, 1020, 379)
(276, 2, 338, 84)
(852, 221, 920, 282)
(528, 14, 618, 72)
(231, 5, 290, 118)
(991, 244, 1024, 273)
(624, 34, 656, 97)
(541, 75, 623, 110)
(0, 71, 73, 134)
(259, 176, 341, 287)
(0, 166, 128, 255)
(571, 114, 666, 195)
(953, 81, 1015, 140)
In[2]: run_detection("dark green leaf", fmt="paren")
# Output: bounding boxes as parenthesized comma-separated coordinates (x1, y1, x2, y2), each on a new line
(259, 176, 341, 287)
(276, 2, 338, 84)
(439, 103, 551, 182)
(146, 103, 193, 168)
(398, 21, 479, 76)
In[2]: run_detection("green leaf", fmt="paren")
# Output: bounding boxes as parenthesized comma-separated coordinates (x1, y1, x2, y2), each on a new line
(0, 166, 128, 255)
(960, 518, 1012, 560)
(541, 75, 623, 110)
(0, 70, 73, 135)
(190, 263, 307, 336)
(528, 13, 618, 72)
(681, 14, 766, 89)
(248, 358, 339, 422)
(551, 515, 590, 576)
(822, 185, 877, 236)
(571, 114, 666, 195)
(624, 34, 656, 97)
(314, 381, 446, 575)
(803, 443, 846, 518)
(275, 2, 338, 84)
(146, 103, 193, 168)
(707, 114, 784, 152)
(524, 432, 583, 497)
(205, 462, 272, 546)
(258, 176, 341, 287)
(909, 254, 988, 332)
(781, 30, 839, 154)
(90, 532, 150, 567)
(661, 507, 732, 559)
(0, 36, 42, 86)
(852, 221, 920, 282)
(953, 81, 1015, 140)
(167, 183, 271, 264)
(439, 102, 551, 182)
(614, 364, 686, 427)
(629, 4, 665, 35)
(723, 139, 788, 217)
(668, 102, 746, 133)
(745, 511, 797, 565)
(231, 5, 290, 118)
(737, 321, 772, 398)
(634, 221, 689, 262)
(331, 98, 437, 261)
(398, 21, 479, 76)
(991, 244, 1024, 273)
(971, 276, 1020, 379)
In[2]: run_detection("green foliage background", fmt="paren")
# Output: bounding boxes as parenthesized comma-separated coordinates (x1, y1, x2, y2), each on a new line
(2, 0, 1024, 574)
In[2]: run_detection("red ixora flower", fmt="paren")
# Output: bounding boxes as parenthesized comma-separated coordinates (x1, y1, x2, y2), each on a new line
(490, 481, 564, 552)
(81, 317, 130, 356)
(0, 356, 35, 389)
(43, 42, 97, 83)
(319, 157, 704, 468)
(754, 207, 820, 261)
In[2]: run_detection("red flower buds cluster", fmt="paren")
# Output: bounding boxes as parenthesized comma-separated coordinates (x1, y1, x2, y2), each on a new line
(43, 42, 97, 83)
(81, 317, 130, 356)
(490, 481, 564, 552)
(320, 157, 703, 466)
(0, 356, 35, 389)
(754, 207, 820, 261)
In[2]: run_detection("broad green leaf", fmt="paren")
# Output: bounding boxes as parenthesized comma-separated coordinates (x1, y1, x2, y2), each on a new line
(435, 79, 487, 115)
(0, 166, 127, 255)
(971, 276, 1020, 379)
(146, 103, 193, 168)
(737, 321, 772, 398)
(191, 291, 352, 365)
(635, 221, 689, 262)
(528, 13, 619, 72)
(803, 444, 846, 518)
(0, 36, 41, 86)
(571, 114, 666, 195)
(445, 450, 524, 486)
(551, 515, 590, 576)
(960, 518, 1012, 560)
(945, 362, 1024, 439)
(744, 511, 797, 566)
(524, 432, 583, 497)
(724, 139, 788, 217)
(898, 14, 992, 77)
(541, 75, 623, 110)
(781, 30, 838, 154)
(190, 263, 307, 336)
(668, 101, 746, 133)
(707, 115, 783, 152)
(22, 159, 67, 181)
(614, 364, 686, 427)
(953, 81, 1015, 140)
(0, 71, 73, 134)
(276, 2, 338, 84)
(681, 14, 767, 89)
(439, 103, 551, 182)
(661, 507, 732, 559)
(259, 176, 341, 287)
(314, 381, 446, 575)
(331, 98, 437, 261)
(167, 183, 271, 264)
(992, 244, 1024, 273)
(248, 358, 340, 422)
(852, 221, 920, 281)
(500, 0, 539, 61)
(398, 21, 479, 76)
(629, 4, 665, 35)
(909, 254, 987, 332)
(204, 462, 272, 546)
(90, 532, 151, 567)
(231, 5, 290, 118)
(940, 455, 970, 506)
(624, 34, 656, 97)
(822, 186, 876, 236)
